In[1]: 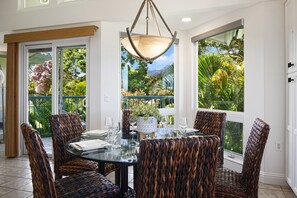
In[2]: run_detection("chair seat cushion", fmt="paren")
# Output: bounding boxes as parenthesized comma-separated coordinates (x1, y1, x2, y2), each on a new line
(55, 171, 120, 198)
(59, 158, 98, 176)
(215, 168, 247, 198)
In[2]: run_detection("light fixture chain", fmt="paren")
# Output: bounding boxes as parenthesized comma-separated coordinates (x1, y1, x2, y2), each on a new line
(130, 0, 146, 33)
(149, 0, 161, 36)
(150, 0, 174, 37)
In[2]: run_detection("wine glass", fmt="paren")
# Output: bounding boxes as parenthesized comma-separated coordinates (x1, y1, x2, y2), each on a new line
(129, 116, 137, 132)
(128, 116, 138, 161)
(179, 117, 188, 137)
(160, 115, 168, 128)
(111, 122, 121, 148)
(105, 117, 113, 130)
(104, 117, 113, 141)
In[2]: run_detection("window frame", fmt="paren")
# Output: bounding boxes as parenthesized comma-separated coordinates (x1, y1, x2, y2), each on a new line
(119, 32, 179, 120)
(192, 19, 245, 157)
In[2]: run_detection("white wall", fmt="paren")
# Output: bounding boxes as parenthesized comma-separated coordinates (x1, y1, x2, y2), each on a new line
(0, 0, 136, 32)
(187, 1, 286, 185)
(90, 21, 186, 129)
(0, 0, 286, 186)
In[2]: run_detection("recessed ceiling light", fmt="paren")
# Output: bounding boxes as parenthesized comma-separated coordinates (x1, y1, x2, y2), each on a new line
(182, 17, 192, 22)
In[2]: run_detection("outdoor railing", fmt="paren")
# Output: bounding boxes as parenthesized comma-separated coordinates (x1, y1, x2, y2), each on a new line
(122, 95, 174, 109)
(28, 95, 174, 136)
(28, 95, 85, 136)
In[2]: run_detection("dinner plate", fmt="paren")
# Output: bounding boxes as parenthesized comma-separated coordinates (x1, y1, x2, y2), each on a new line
(81, 129, 108, 138)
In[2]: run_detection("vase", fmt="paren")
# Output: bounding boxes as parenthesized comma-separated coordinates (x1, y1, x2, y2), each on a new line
(137, 116, 157, 134)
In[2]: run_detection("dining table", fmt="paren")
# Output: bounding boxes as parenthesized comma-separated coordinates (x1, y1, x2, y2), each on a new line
(66, 128, 201, 196)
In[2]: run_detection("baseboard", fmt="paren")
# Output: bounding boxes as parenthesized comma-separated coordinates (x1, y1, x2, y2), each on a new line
(224, 157, 287, 186)
(259, 171, 287, 186)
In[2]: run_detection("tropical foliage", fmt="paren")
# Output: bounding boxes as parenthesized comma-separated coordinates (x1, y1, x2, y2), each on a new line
(28, 48, 86, 136)
(131, 102, 161, 120)
(121, 45, 174, 109)
(198, 30, 244, 153)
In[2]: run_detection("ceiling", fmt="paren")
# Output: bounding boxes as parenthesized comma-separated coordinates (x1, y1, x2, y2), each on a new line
(107, 0, 278, 30)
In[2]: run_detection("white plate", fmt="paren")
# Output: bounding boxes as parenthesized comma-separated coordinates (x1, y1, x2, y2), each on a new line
(81, 129, 108, 138)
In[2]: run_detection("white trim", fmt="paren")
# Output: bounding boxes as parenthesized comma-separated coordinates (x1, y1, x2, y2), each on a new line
(159, 108, 175, 116)
(259, 171, 288, 186)
(224, 156, 243, 173)
(224, 156, 288, 186)
(19, 37, 90, 155)
(198, 108, 244, 123)
(19, 43, 53, 155)
(193, 42, 198, 110)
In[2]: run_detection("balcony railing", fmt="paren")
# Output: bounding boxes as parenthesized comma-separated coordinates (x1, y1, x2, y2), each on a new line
(28, 96, 86, 136)
(122, 95, 174, 109)
(29, 95, 174, 136)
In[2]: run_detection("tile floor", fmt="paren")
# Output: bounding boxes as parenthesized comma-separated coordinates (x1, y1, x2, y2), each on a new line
(0, 143, 296, 198)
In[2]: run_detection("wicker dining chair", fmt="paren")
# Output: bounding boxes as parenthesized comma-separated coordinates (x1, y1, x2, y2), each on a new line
(193, 110, 226, 167)
(21, 123, 120, 198)
(133, 135, 220, 198)
(49, 113, 120, 179)
(215, 118, 270, 198)
(122, 109, 132, 137)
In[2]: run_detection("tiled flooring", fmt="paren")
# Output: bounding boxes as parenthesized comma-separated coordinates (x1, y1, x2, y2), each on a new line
(0, 143, 296, 198)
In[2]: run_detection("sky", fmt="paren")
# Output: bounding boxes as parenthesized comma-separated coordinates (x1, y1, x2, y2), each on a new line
(130, 44, 174, 71)
(122, 44, 174, 91)
(148, 45, 174, 71)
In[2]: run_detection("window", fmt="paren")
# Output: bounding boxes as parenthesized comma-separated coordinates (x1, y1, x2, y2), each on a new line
(23, 0, 49, 8)
(194, 20, 244, 155)
(121, 39, 175, 122)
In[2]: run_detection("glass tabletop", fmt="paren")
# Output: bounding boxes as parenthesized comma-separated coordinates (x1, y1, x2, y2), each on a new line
(66, 128, 202, 165)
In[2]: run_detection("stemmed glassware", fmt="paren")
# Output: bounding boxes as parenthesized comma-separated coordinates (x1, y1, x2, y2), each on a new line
(179, 117, 188, 137)
(104, 117, 114, 143)
(129, 116, 138, 161)
(129, 116, 137, 146)
(110, 122, 121, 148)
(160, 115, 168, 128)
(104, 117, 113, 131)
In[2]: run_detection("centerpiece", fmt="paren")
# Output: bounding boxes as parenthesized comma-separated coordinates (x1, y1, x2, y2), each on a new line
(131, 102, 160, 134)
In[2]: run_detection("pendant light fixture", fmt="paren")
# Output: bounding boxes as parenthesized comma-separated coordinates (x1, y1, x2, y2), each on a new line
(121, 0, 177, 63)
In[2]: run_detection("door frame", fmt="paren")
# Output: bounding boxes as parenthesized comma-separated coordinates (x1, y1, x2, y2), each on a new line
(19, 37, 90, 155)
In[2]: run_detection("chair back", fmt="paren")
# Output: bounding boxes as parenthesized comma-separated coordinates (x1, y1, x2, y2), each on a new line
(122, 109, 132, 136)
(241, 118, 270, 197)
(21, 123, 57, 198)
(136, 136, 219, 198)
(49, 113, 84, 176)
(193, 110, 226, 166)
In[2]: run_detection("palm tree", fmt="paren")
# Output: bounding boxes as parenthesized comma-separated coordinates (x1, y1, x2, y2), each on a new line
(198, 53, 244, 112)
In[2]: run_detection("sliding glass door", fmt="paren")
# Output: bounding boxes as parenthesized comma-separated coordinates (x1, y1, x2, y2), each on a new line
(21, 39, 89, 155)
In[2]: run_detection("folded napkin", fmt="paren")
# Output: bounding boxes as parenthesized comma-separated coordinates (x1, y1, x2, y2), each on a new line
(186, 128, 199, 133)
(69, 139, 111, 151)
(81, 130, 108, 138)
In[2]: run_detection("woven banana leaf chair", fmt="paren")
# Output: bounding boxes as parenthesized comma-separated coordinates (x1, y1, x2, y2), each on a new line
(122, 109, 132, 137)
(127, 135, 220, 198)
(21, 123, 120, 198)
(193, 110, 226, 167)
(215, 118, 270, 198)
(49, 113, 120, 180)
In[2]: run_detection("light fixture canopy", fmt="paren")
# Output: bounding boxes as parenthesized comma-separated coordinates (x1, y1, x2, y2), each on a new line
(121, 0, 177, 63)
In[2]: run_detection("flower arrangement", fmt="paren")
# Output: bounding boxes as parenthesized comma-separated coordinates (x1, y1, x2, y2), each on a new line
(131, 102, 161, 120)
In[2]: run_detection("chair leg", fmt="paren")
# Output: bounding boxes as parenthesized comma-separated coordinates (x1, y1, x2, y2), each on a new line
(115, 169, 120, 186)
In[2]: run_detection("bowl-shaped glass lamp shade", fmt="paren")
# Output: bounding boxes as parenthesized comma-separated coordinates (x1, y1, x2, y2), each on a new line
(121, 34, 174, 62)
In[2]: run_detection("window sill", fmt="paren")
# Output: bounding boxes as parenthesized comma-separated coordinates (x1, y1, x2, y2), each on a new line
(224, 151, 243, 172)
